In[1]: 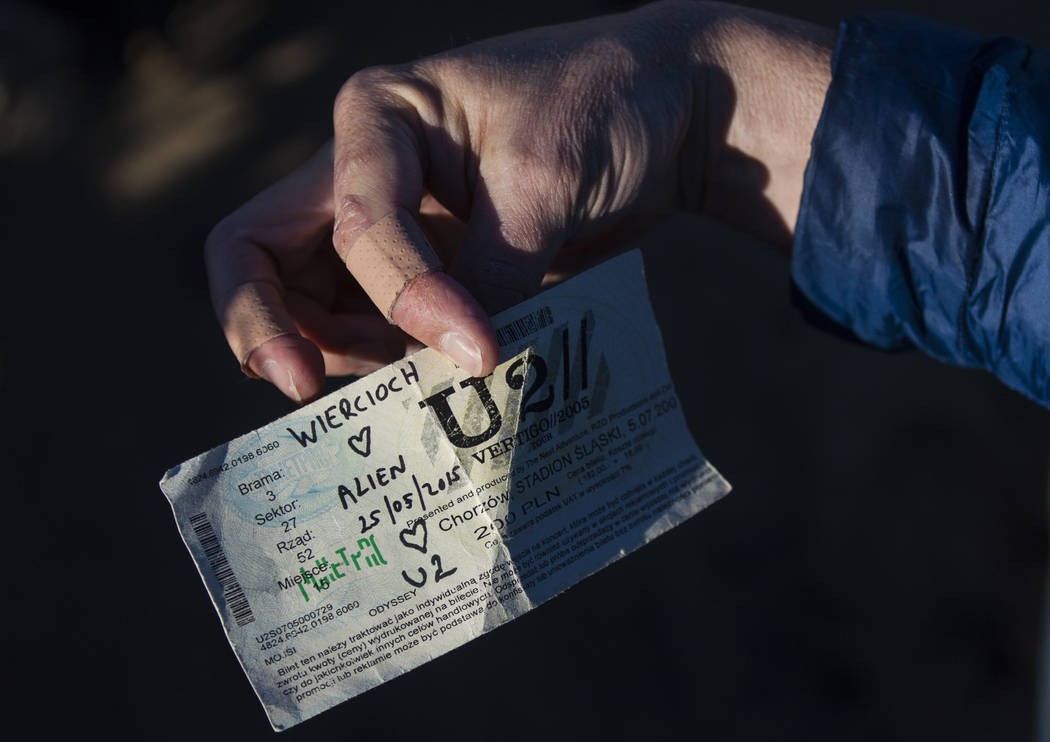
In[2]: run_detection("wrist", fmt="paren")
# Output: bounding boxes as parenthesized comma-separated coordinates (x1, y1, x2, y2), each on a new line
(668, 1, 836, 247)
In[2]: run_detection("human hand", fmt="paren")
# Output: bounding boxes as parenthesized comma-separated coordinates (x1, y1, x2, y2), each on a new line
(206, 1, 833, 402)
(204, 143, 475, 402)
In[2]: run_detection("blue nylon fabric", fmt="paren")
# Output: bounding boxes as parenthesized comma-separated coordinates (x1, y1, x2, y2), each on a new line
(791, 13, 1049, 408)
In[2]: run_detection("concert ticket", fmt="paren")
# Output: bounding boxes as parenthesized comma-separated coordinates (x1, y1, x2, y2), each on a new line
(160, 249, 730, 730)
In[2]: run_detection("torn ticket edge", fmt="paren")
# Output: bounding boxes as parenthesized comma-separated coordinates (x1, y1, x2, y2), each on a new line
(160, 249, 730, 731)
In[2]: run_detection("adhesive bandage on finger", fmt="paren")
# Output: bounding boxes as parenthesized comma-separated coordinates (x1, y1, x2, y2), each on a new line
(223, 281, 298, 375)
(343, 209, 443, 320)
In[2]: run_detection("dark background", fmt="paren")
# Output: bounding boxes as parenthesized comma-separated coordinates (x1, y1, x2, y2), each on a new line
(3, 0, 1048, 739)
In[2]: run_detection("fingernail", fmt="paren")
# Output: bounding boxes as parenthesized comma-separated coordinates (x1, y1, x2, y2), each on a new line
(261, 359, 302, 403)
(439, 331, 483, 377)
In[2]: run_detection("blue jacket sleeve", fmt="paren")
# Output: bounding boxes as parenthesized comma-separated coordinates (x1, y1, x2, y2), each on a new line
(791, 13, 1049, 409)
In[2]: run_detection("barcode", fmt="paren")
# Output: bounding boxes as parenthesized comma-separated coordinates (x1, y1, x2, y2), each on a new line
(496, 306, 554, 347)
(189, 512, 255, 627)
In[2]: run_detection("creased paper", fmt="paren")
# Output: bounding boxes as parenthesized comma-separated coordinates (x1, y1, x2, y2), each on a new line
(160, 249, 730, 731)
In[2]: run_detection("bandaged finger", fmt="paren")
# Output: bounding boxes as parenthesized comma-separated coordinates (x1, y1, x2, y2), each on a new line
(342, 208, 443, 320)
(221, 280, 299, 374)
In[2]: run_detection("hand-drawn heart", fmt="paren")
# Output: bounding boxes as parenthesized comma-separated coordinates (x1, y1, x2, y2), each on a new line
(347, 426, 372, 457)
(399, 520, 428, 554)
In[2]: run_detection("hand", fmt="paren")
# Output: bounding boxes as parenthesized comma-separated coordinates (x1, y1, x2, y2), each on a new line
(204, 143, 472, 401)
(206, 1, 833, 402)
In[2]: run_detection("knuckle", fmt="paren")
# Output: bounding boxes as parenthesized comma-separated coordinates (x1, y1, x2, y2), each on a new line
(203, 215, 275, 284)
(331, 194, 374, 254)
(335, 63, 441, 133)
(332, 148, 381, 178)
(334, 65, 406, 115)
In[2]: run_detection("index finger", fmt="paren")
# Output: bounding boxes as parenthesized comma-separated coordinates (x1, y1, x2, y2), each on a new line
(331, 68, 499, 377)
